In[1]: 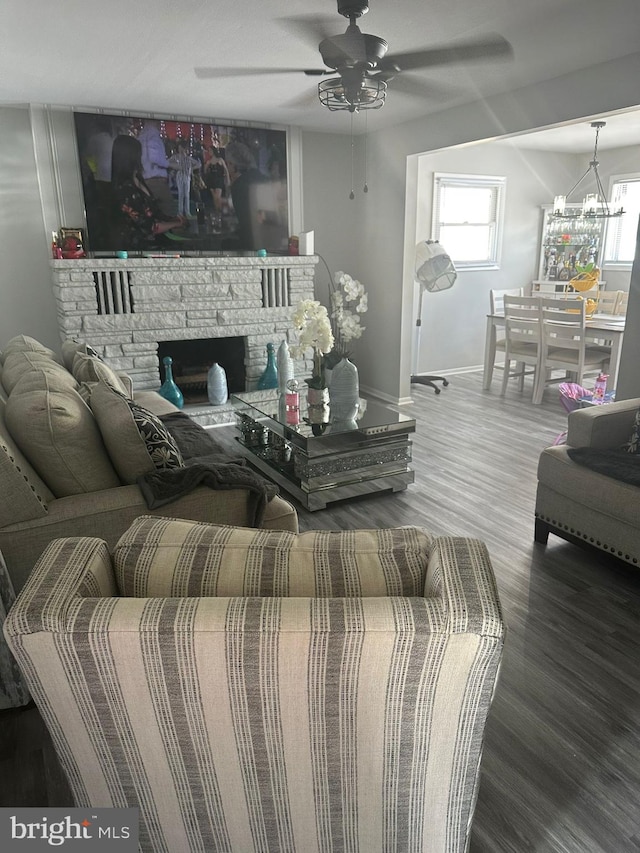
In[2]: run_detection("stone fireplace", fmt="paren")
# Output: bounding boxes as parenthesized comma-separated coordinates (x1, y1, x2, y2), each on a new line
(51, 254, 318, 424)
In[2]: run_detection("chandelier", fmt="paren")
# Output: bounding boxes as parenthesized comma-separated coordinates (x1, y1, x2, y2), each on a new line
(551, 121, 625, 220)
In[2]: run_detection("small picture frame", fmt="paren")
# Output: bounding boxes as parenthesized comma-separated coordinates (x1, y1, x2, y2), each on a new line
(59, 228, 86, 259)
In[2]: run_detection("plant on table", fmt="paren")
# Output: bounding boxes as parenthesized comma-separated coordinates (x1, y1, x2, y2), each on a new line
(290, 299, 334, 389)
(325, 270, 368, 369)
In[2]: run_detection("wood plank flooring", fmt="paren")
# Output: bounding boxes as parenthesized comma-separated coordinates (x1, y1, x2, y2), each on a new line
(2, 370, 640, 852)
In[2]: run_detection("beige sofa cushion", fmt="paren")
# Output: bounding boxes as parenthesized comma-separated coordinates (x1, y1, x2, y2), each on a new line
(1, 352, 70, 395)
(114, 515, 433, 598)
(72, 352, 128, 396)
(90, 381, 184, 485)
(10, 366, 79, 396)
(4, 386, 120, 497)
(0, 335, 57, 365)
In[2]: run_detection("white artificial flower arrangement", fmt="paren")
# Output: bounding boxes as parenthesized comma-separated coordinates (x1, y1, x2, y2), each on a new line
(327, 270, 368, 367)
(290, 299, 335, 388)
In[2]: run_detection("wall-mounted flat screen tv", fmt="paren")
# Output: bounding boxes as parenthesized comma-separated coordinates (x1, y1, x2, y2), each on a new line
(73, 111, 289, 255)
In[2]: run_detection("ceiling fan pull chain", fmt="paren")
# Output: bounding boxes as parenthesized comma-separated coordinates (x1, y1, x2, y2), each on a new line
(349, 113, 355, 199)
(363, 112, 369, 193)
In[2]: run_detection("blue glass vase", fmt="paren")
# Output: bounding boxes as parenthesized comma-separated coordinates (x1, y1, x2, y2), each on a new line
(257, 342, 278, 390)
(158, 356, 184, 409)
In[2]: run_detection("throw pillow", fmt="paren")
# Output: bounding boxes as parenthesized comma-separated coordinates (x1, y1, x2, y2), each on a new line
(1, 352, 72, 395)
(10, 366, 79, 396)
(114, 515, 433, 598)
(61, 339, 103, 371)
(90, 380, 184, 484)
(72, 352, 128, 396)
(0, 335, 58, 365)
(625, 407, 640, 453)
(4, 387, 120, 497)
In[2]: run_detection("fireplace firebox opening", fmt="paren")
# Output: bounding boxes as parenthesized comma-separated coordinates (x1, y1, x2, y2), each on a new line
(158, 337, 245, 404)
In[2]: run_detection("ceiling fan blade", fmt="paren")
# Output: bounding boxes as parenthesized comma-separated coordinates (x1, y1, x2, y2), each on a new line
(379, 34, 513, 73)
(276, 15, 341, 51)
(194, 66, 327, 80)
(281, 88, 322, 110)
(377, 72, 457, 103)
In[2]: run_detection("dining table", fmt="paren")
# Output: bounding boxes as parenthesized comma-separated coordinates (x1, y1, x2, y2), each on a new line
(483, 311, 626, 392)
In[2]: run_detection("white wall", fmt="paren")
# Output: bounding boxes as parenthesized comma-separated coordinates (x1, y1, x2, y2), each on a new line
(411, 143, 577, 375)
(0, 106, 59, 349)
(301, 130, 361, 303)
(617, 216, 640, 398)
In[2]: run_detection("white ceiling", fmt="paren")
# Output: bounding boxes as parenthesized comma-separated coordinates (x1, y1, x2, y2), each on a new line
(1, 0, 640, 146)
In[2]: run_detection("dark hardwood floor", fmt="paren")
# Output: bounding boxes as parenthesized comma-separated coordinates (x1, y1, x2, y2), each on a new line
(3, 370, 640, 852)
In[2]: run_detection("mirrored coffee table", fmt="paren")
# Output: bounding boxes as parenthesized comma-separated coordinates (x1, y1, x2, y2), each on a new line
(231, 392, 415, 511)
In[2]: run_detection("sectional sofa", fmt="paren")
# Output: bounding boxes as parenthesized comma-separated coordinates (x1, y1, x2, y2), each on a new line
(0, 335, 298, 592)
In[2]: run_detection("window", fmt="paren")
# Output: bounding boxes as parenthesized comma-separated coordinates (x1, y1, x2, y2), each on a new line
(432, 173, 506, 269)
(603, 174, 640, 266)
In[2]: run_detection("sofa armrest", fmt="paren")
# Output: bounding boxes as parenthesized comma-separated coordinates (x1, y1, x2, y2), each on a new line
(425, 537, 504, 638)
(116, 372, 134, 397)
(0, 484, 298, 593)
(566, 397, 640, 449)
(4, 537, 116, 635)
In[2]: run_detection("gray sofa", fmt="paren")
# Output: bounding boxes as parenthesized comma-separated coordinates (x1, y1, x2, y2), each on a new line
(535, 397, 640, 568)
(0, 335, 298, 592)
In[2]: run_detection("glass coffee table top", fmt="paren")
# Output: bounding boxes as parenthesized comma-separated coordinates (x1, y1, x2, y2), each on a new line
(231, 392, 416, 451)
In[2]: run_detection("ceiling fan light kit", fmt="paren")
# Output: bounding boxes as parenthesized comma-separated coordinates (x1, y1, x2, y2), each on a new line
(318, 74, 386, 112)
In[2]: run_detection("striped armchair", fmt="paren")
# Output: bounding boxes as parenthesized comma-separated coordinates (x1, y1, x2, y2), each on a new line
(4, 516, 505, 853)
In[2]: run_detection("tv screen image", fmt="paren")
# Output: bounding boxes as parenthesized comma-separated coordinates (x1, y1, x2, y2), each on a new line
(73, 111, 289, 255)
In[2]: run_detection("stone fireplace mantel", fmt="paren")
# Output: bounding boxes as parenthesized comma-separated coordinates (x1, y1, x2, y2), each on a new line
(51, 255, 318, 421)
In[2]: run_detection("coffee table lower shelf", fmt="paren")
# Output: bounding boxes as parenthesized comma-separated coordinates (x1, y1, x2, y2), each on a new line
(234, 439, 415, 511)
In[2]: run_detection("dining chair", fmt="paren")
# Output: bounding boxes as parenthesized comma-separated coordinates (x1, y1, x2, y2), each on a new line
(595, 290, 622, 315)
(500, 295, 541, 397)
(488, 287, 524, 388)
(532, 297, 611, 405)
(490, 287, 524, 316)
(616, 290, 629, 315)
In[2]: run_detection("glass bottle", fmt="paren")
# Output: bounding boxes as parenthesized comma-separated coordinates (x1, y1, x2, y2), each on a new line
(158, 356, 184, 409)
(257, 342, 278, 390)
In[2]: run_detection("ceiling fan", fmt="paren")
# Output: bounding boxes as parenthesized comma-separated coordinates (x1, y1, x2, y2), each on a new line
(195, 0, 513, 113)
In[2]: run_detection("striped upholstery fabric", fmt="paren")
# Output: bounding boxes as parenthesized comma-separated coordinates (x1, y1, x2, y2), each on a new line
(4, 520, 505, 853)
(114, 516, 433, 598)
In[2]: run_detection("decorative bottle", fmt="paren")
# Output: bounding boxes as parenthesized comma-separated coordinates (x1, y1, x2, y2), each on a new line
(158, 356, 184, 409)
(257, 342, 278, 390)
(207, 362, 228, 405)
(277, 340, 294, 393)
(329, 357, 359, 422)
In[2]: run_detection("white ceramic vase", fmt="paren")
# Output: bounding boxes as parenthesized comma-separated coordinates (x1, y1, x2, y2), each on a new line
(277, 340, 294, 392)
(207, 362, 228, 405)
